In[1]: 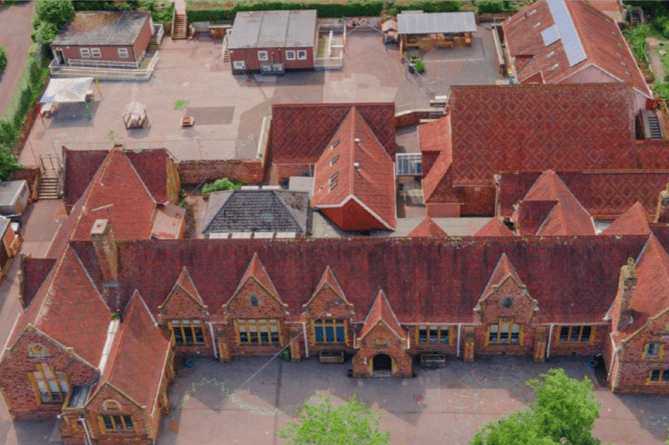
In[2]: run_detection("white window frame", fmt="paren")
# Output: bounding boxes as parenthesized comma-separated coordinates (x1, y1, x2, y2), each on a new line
(258, 51, 268, 61)
(297, 50, 307, 60)
(80, 48, 91, 58)
(233, 60, 246, 70)
(91, 48, 102, 58)
(285, 50, 296, 60)
(117, 48, 129, 58)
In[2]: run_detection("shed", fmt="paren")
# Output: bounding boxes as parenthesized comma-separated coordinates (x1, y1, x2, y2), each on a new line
(227, 10, 318, 74)
(0, 181, 29, 216)
(397, 12, 476, 49)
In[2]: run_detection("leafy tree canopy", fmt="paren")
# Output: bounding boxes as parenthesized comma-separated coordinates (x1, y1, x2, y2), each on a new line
(278, 394, 390, 445)
(33, 0, 74, 31)
(0, 143, 24, 181)
(471, 368, 602, 445)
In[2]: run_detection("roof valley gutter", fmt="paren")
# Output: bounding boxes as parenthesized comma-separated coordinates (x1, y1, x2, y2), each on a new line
(208, 322, 218, 359)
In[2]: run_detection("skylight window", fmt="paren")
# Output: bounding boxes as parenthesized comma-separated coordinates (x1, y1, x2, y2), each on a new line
(533, 22, 541, 28)
(329, 180, 338, 191)
(331, 155, 339, 166)
(548, 63, 559, 71)
(331, 139, 340, 150)
(330, 171, 339, 182)
(546, 51, 555, 58)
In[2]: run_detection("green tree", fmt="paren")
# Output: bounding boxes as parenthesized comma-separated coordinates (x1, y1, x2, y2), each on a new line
(0, 44, 7, 75)
(471, 368, 602, 445)
(0, 144, 24, 181)
(32, 0, 74, 31)
(278, 394, 390, 445)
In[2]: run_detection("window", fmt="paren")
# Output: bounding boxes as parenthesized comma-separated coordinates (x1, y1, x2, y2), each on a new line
(80, 48, 91, 58)
(330, 155, 339, 166)
(258, 51, 268, 61)
(488, 319, 522, 345)
(559, 326, 592, 343)
(329, 180, 338, 191)
(417, 326, 450, 344)
(649, 369, 669, 383)
(645, 342, 663, 358)
(330, 171, 339, 183)
(117, 48, 129, 58)
(285, 50, 296, 60)
(237, 319, 281, 345)
(100, 414, 134, 433)
(28, 363, 69, 404)
(169, 320, 205, 346)
(297, 50, 307, 60)
(91, 48, 101, 58)
(313, 319, 346, 343)
(233, 60, 246, 70)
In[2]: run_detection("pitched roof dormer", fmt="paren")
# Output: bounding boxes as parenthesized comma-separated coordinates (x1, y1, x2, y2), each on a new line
(158, 267, 208, 315)
(602, 202, 651, 236)
(303, 266, 350, 309)
(358, 290, 406, 342)
(475, 218, 516, 237)
(224, 253, 286, 311)
(408, 217, 448, 237)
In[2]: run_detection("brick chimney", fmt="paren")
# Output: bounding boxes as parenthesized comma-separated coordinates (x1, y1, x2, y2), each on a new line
(616, 257, 637, 331)
(655, 184, 669, 223)
(90, 219, 118, 284)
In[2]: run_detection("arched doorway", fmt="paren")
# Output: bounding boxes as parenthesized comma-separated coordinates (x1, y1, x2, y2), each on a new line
(373, 354, 392, 372)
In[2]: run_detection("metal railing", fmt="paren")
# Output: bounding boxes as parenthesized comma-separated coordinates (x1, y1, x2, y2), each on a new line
(49, 52, 159, 81)
(315, 57, 343, 69)
(59, 50, 146, 69)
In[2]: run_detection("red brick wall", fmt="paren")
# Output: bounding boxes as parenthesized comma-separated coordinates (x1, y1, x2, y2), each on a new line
(0, 329, 98, 420)
(303, 285, 354, 353)
(352, 323, 412, 377)
(549, 324, 608, 358)
(177, 159, 264, 185)
(166, 158, 181, 204)
(230, 47, 314, 73)
(396, 111, 433, 128)
(275, 164, 313, 184)
(407, 325, 458, 357)
(57, 45, 137, 63)
(132, 18, 153, 61)
(321, 199, 389, 231)
(158, 286, 212, 356)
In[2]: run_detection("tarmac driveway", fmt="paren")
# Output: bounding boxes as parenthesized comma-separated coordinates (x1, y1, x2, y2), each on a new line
(0, 2, 35, 116)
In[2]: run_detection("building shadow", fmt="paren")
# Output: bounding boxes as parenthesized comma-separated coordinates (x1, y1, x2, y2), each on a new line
(616, 393, 669, 442)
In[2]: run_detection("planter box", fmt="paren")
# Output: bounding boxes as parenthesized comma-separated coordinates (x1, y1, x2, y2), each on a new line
(319, 350, 345, 364)
(419, 353, 446, 368)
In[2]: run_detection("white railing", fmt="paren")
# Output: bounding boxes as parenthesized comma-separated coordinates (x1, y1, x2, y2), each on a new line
(315, 57, 343, 69)
(49, 52, 159, 81)
(222, 34, 229, 59)
(62, 50, 146, 69)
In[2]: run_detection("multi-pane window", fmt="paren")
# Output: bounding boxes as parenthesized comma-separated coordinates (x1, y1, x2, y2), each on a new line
(117, 48, 129, 58)
(313, 319, 346, 343)
(170, 320, 205, 346)
(101, 414, 134, 433)
(91, 48, 101, 58)
(233, 60, 246, 70)
(285, 50, 296, 60)
(29, 363, 69, 404)
(649, 369, 669, 383)
(417, 326, 449, 344)
(297, 50, 307, 60)
(237, 319, 281, 345)
(258, 51, 268, 61)
(80, 48, 91, 58)
(645, 342, 663, 358)
(559, 326, 592, 343)
(489, 319, 521, 345)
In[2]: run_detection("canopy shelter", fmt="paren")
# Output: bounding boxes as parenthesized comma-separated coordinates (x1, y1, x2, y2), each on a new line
(39, 77, 94, 119)
(397, 12, 476, 51)
(122, 101, 149, 129)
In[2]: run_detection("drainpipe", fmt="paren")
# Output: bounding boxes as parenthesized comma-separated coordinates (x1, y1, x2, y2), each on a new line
(456, 324, 462, 358)
(79, 415, 93, 445)
(207, 322, 218, 359)
(301, 321, 309, 358)
(546, 324, 554, 359)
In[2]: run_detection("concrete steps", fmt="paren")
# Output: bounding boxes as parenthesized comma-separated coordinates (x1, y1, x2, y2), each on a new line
(172, 13, 187, 40)
(38, 176, 59, 200)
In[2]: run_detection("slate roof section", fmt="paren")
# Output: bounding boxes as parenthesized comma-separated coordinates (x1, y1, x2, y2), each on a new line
(61, 236, 646, 325)
(312, 108, 396, 231)
(408, 217, 448, 237)
(228, 10, 317, 49)
(202, 190, 309, 235)
(602, 202, 652, 236)
(498, 171, 669, 220)
(270, 103, 396, 165)
(502, 0, 651, 100)
(444, 84, 635, 187)
(52, 11, 150, 46)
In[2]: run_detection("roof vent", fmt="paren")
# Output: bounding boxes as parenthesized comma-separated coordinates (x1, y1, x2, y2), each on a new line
(354, 162, 360, 169)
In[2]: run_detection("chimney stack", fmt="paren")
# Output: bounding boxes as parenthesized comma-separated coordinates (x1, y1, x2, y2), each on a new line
(91, 219, 118, 284)
(616, 257, 637, 331)
(655, 184, 669, 223)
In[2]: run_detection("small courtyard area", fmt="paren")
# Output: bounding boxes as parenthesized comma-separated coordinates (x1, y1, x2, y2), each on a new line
(157, 355, 669, 445)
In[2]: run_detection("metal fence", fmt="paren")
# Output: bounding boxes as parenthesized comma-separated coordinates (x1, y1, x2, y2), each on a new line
(49, 52, 160, 81)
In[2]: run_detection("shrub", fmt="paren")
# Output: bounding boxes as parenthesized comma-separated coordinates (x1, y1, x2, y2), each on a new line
(0, 44, 7, 76)
(414, 59, 425, 73)
(655, 82, 669, 102)
(388, 0, 460, 16)
(202, 178, 243, 194)
(624, 23, 651, 68)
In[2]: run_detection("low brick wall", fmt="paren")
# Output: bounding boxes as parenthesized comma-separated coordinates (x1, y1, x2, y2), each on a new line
(9, 167, 39, 201)
(177, 159, 265, 185)
(395, 109, 435, 128)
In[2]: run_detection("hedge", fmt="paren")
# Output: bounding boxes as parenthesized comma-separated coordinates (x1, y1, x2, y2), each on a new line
(73, 0, 174, 24)
(477, 1, 516, 15)
(0, 44, 6, 76)
(388, 1, 460, 15)
(186, 0, 385, 21)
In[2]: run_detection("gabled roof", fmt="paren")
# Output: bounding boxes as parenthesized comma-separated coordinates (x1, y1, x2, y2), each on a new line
(419, 117, 453, 203)
(475, 218, 516, 237)
(233, 252, 280, 299)
(408, 217, 448, 237)
(304, 266, 350, 308)
(479, 253, 525, 301)
(160, 267, 206, 309)
(441, 84, 635, 187)
(502, 0, 651, 100)
(96, 292, 170, 412)
(512, 170, 594, 236)
(270, 103, 395, 165)
(359, 290, 405, 340)
(311, 108, 396, 231)
(202, 190, 309, 235)
(499, 171, 669, 220)
(602, 202, 652, 236)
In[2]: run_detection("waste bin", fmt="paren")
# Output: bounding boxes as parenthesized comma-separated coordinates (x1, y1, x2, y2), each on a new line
(282, 348, 291, 362)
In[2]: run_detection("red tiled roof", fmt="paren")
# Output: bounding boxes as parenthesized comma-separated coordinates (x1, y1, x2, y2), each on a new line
(635, 140, 669, 169)
(125, 150, 172, 204)
(475, 218, 516, 237)
(63, 236, 647, 325)
(20, 258, 56, 308)
(408, 217, 448, 237)
(311, 108, 396, 230)
(502, 0, 650, 100)
(313, 266, 346, 301)
(270, 103, 396, 165)
(234, 252, 280, 298)
(480, 253, 524, 300)
(176, 267, 204, 305)
(513, 170, 594, 236)
(419, 117, 452, 203)
(499, 171, 669, 220)
(602, 202, 652, 236)
(101, 292, 170, 412)
(359, 290, 405, 340)
(445, 84, 635, 187)
(69, 147, 157, 241)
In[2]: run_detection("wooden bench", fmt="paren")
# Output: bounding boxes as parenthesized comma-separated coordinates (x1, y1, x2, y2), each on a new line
(319, 351, 345, 364)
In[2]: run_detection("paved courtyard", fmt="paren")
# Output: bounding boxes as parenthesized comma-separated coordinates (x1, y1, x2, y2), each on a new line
(19, 24, 504, 167)
(157, 355, 669, 445)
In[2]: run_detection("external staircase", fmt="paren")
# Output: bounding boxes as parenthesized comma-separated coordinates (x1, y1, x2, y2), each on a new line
(38, 154, 61, 200)
(171, 11, 187, 40)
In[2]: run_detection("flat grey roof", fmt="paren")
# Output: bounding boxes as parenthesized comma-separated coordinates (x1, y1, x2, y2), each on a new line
(228, 10, 317, 49)
(0, 181, 25, 208)
(52, 11, 150, 46)
(397, 12, 476, 35)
